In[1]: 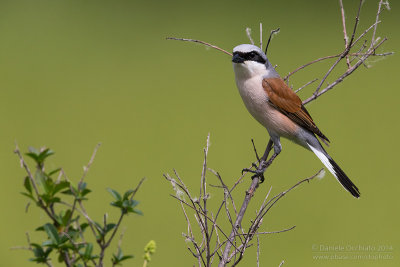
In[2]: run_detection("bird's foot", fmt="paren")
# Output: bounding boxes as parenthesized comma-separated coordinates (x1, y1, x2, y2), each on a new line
(242, 164, 266, 183)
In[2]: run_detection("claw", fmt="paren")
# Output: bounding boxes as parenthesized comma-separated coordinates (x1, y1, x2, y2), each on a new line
(242, 168, 255, 175)
(251, 173, 265, 183)
(243, 166, 266, 183)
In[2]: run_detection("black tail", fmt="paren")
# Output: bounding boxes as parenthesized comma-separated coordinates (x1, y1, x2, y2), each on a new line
(329, 158, 360, 198)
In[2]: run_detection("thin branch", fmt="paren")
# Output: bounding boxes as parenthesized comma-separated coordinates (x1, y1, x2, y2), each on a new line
(259, 23, 263, 50)
(80, 143, 101, 184)
(14, 144, 41, 201)
(265, 28, 280, 55)
(256, 234, 260, 267)
(218, 176, 261, 266)
(256, 225, 296, 235)
(246, 28, 254, 45)
(295, 78, 318, 93)
(311, 0, 362, 96)
(66, 143, 102, 234)
(348, 0, 363, 49)
(303, 37, 388, 105)
(231, 170, 322, 266)
(169, 194, 232, 245)
(200, 134, 210, 267)
(167, 170, 208, 239)
(339, 0, 351, 67)
(166, 37, 232, 56)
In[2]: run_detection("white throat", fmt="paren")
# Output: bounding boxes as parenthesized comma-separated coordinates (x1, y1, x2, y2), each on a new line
(233, 61, 270, 80)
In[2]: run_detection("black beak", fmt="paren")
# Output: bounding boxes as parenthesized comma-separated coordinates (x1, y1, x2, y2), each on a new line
(232, 53, 245, 63)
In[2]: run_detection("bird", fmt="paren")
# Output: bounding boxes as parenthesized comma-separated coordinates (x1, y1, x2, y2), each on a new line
(232, 43, 360, 198)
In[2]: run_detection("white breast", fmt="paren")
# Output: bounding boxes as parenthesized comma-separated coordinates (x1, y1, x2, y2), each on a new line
(233, 62, 271, 125)
(233, 62, 299, 139)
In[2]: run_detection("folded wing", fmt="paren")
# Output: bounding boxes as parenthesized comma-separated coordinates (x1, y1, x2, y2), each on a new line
(262, 77, 330, 143)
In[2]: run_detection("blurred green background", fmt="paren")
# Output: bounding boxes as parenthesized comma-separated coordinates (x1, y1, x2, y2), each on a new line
(0, 0, 398, 266)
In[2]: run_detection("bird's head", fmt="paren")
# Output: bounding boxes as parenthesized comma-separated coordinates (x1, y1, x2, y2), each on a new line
(232, 44, 276, 78)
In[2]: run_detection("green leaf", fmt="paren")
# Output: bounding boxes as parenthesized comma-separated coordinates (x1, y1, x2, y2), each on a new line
(80, 188, 91, 197)
(132, 209, 143, 215)
(41, 240, 55, 247)
(61, 209, 72, 226)
(110, 200, 123, 208)
(36, 170, 52, 195)
(107, 188, 122, 201)
(59, 235, 71, 245)
(41, 194, 60, 206)
(31, 243, 44, 258)
(20, 192, 35, 201)
(130, 199, 139, 208)
(30, 243, 52, 263)
(125, 200, 142, 215)
(61, 188, 75, 196)
(78, 182, 87, 191)
(47, 197, 61, 204)
(28, 146, 40, 155)
(104, 223, 116, 235)
(26, 148, 54, 165)
(36, 225, 45, 231)
(53, 181, 70, 195)
(80, 223, 89, 232)
(112, 248, 134, 265)
(25, 153, 39, 162)
(94, 222, 104, 236)
(122, 199, 130, 209)
(123, 189, 134, 200)
(83, 243, 93, 259)
(43, 223, 60, 245)
(37, 148, 54, 164)
(120, 255, 134, 261)
(24, 176, 32, 194)
(48, 168, 61, 177)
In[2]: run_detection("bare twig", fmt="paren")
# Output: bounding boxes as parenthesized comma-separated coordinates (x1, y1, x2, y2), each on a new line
(339, 0, 351, 68)
(259, 23, 263, 50)
(312, 0, 363, 96)
(295, 78, 318, 93)
(256, 234, 260, 267)
(246, 28, 254, 45)
(201, 134, 211, 266)
(80, 143, 101, 184)
(66, 144, 102, 234)
(303, 37, 388, 105)
(166, 37, 232, 56)
(218, 176, 262, 266)
(265, 28, 280, 55)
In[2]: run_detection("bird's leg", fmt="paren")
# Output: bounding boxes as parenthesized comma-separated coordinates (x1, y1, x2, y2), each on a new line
(260, 139, 274, 162)
(243, 139, 274, 182)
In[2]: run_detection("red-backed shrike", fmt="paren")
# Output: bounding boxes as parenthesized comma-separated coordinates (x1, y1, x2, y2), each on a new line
(232, 44, 360, 198)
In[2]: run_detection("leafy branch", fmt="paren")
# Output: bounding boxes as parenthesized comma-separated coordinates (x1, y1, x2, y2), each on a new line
(14, 144, 150, 267)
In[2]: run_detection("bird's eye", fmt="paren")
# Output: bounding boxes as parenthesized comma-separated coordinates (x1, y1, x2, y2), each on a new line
(249, 52, 258, 60)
